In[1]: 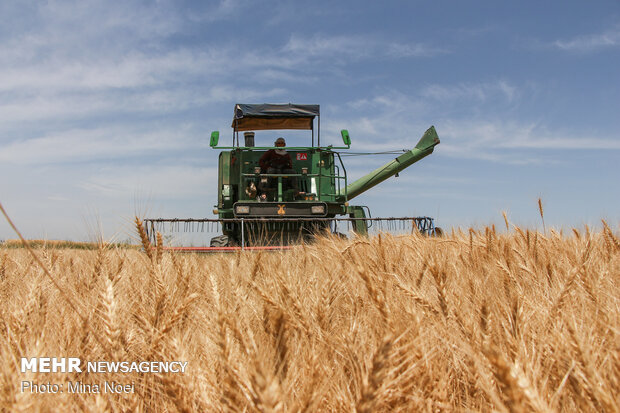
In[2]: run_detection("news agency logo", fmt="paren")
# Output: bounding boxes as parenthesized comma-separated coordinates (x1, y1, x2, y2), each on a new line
(21, 358, 81, 373)
(20, 358, 188, 374)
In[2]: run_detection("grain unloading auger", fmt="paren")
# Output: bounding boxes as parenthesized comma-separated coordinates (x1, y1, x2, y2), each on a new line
(144, 103, 441, 251)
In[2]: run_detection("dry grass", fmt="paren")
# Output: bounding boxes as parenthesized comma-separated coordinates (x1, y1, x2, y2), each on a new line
(0, 221, 618, 412)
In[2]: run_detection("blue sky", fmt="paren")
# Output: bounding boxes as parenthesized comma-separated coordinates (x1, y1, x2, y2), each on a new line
(1, 0, 619, 242)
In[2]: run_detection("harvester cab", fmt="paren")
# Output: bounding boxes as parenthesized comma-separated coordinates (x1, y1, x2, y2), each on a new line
(144, 103, 441, 250)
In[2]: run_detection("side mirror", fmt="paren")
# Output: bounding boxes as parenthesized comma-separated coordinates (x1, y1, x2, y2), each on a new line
(210, 131, 220, 147)
(341, 129, 351, 146)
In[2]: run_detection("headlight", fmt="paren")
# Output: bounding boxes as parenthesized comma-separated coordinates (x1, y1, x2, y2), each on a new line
(235, 205, 250, 214)
(311, 205, 325, 214)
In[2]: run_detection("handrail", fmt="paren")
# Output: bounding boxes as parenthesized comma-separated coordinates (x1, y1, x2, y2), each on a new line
(240, 165, 348, 201)
(211, 145, 350, 150)
(334, 152, 347, 201)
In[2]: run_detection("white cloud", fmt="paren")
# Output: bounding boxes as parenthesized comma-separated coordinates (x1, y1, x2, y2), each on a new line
(190, 0, 250, 23)
(37, 0, 185, 41)
(0, 49, 232, 92)
(552, 26, 620, 52)
(386, 42, 447, 58)
(438, 120, 620, 158)
(284, 34, 370, 58)
(420, 80, 517, 103)
(76, 164, 218, 199)
(252, 69, 319, 84)
(0, 83, 287, 126)
(324, 89, 620, 165)
(283, 33, 444, 62)
(0, 126, 199, 165)
(206, 85, 287, 103)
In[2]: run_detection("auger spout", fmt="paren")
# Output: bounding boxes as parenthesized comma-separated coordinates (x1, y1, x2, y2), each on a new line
(341, 126, 440, 201)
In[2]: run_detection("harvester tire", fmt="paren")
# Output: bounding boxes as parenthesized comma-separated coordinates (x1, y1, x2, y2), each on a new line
(210, 235, 230, 247)
(433, 227, 444, 237)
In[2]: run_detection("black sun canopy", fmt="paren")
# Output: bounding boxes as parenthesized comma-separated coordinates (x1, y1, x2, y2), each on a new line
(232, 103, 320, 131)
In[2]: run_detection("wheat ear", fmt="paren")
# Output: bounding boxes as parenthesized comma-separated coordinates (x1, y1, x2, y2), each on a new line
(537, 198, 546, 234)
(135, 216, 153, 260)
(356, 335, 393, 413)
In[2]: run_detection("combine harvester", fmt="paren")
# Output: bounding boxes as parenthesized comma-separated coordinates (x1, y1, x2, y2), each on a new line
(145, 103, 441, 251)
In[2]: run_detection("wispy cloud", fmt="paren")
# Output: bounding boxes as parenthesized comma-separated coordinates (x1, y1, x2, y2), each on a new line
(325, 87, 620, 165)
(438, 120, 620, 163)
(0, 126, 198, 165)
(552, 26, 620, 52)
(0, 48, 241, 92)
(385, 42, 447, 58)
(76, 165, 218, 199)
(196, 0, 249, 23)
(283, 33, 445, 62)
(1, 0, 184, 57)
(420, 81, 518, 103)
(283, 34, 370, 58)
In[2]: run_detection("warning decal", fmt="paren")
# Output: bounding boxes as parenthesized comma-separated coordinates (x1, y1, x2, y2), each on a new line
(296, 153, 308, 161)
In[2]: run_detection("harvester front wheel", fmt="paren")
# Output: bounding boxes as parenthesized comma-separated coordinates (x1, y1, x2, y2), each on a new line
(433, 227, 444, 237)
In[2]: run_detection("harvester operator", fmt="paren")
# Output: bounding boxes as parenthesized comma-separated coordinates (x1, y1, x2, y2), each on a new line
(259, 137, 292, 171)
(258, 137, 299, 198)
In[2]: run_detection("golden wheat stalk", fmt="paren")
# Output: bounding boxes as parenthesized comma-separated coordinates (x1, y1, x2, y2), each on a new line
(135, 216, 153, 261)
(537, 198, 546, 234)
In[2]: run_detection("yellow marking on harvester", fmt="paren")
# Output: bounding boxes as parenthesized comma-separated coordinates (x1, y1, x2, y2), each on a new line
(277, 204, 286, 215)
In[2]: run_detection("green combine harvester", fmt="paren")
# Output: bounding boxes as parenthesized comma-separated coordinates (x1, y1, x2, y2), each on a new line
(145, 103, 441, 250)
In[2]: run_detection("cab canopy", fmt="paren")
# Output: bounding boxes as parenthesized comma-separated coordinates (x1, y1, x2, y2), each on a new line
(232, 103, 320, 131)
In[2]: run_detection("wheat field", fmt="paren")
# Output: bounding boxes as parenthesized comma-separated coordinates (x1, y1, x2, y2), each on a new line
(0, 220, 618, 412)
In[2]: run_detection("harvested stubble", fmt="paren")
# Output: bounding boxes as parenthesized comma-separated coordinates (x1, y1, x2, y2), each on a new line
(0, 223, 618, 412)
